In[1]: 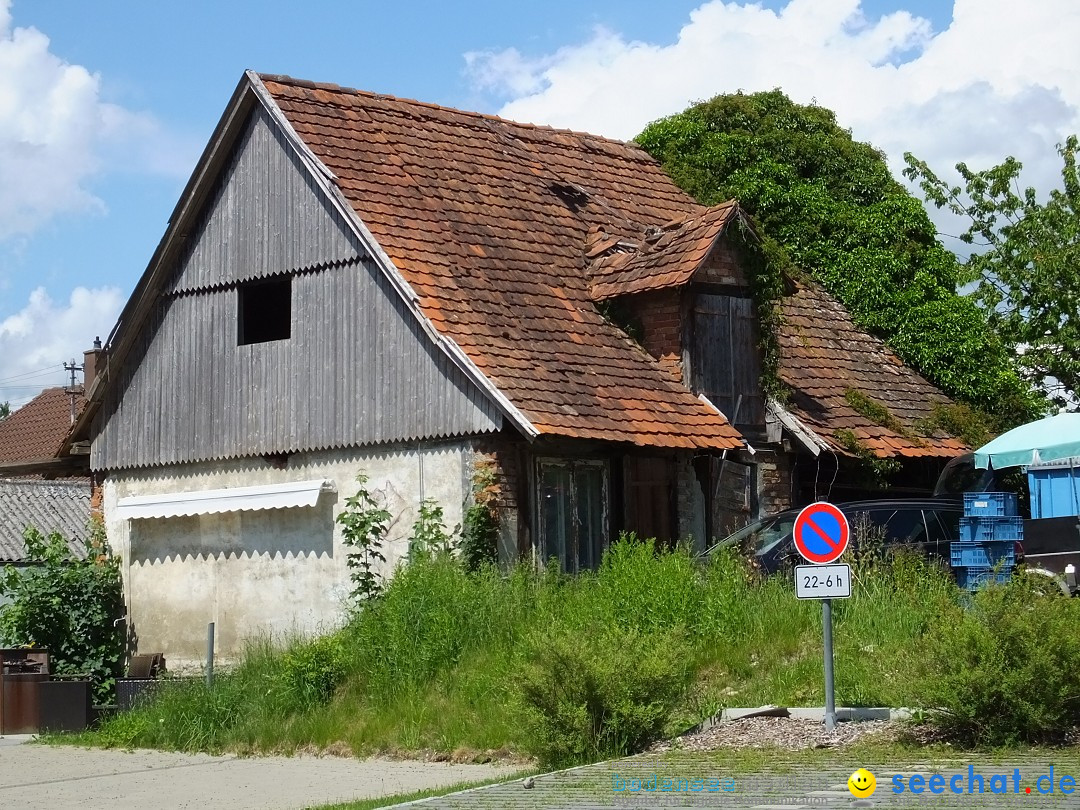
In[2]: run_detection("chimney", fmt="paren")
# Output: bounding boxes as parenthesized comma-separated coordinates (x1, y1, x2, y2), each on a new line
(83, 336, 104, 393)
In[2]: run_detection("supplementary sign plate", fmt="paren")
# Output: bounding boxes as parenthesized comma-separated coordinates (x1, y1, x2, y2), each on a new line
(792, 502, 850, 564)
(795, 564, 852, 599)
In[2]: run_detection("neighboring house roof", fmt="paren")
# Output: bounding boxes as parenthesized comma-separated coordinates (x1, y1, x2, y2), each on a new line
(589, 202, 740, 301)
(257, 75, 743, 451)
(0, 387, 85, 464)
(0, 479, 89, 562)
(778, 279, 968, 458)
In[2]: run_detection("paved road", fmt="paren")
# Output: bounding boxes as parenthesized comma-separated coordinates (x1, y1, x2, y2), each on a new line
(0, 735, 518, 809)
(389, 754, 1080, 808)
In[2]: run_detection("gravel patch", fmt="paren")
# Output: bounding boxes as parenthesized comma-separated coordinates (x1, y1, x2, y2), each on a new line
(651, 715, 900, 752)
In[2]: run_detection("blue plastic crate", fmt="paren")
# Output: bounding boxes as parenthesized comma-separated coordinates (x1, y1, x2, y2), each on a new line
(950, 540, 1016, 568)
(955, 565, 1012, 590)
(964, 492, 1019, 517)
(958, 516, 1024, 542)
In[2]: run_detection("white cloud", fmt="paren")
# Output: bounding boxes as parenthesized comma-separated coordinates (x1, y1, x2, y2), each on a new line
(465, 0, 1080, 221)
(0, 286, 123, 407)
(0, 0, 188, 240)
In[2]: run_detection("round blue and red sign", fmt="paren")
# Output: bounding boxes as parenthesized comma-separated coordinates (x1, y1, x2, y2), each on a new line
(793, 502, 850, 564)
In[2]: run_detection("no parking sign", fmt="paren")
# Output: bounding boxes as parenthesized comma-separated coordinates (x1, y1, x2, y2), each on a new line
(793, 502, 850, 565)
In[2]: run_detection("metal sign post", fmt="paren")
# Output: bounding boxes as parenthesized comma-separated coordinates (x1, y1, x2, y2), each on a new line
(822, 598, 836, 730)
(792, 503, 852, 732)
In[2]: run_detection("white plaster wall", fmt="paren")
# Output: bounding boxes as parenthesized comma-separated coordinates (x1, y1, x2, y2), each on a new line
(103, 440, 474, 669)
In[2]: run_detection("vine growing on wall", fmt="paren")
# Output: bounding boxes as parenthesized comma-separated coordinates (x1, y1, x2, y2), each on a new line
(336, 474, 390, 605)
(729, 213, 790, 403)
(636, 89, 1043, 426)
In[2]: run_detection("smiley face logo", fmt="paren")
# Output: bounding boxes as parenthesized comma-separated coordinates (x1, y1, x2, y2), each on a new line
(848, 768, 877, 798)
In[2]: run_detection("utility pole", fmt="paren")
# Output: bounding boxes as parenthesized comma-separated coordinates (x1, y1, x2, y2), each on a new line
(63, 358, 84, 425)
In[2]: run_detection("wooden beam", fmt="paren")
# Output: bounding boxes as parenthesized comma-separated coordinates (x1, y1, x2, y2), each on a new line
(0, 456, 90, 478)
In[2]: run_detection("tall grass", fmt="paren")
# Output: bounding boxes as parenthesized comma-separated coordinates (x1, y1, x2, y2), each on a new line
(83, 538, 959, 761)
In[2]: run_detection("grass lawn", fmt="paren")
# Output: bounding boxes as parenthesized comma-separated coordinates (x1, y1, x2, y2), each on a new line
(50, 539, 1080, 772)
(60, 544, 957, 760)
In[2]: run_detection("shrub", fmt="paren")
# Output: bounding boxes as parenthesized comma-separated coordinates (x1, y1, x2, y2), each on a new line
(278, 634, 347, 711)
(0, 521, 125, 703)
(336, 474, 389, 605)
(920, 571, 1080, 744)
(513, 625, 694, 768)
(460, 462, 499, 571)
(408, 498, 456, 560)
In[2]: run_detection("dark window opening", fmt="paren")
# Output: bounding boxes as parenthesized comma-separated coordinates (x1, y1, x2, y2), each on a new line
(538, 459, 608, 573)
(624, 456, 676, 547)
(238, 276, 292, 345)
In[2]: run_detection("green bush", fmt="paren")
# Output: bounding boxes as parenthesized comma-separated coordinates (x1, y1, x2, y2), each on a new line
(279, 635, 347, 710)
(514, 625, 694, 768)
(593, 536, 699, 633)
(0, 522, 125, 703)
(920, 571, 1080, 744)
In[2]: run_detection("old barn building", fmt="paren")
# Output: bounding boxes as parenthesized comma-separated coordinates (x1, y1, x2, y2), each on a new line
(73, 72, 965, 664)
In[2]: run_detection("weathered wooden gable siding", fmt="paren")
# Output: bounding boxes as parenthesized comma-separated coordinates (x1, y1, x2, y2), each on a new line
(169, 104, 360, 293)
(91, 106, 502, 471)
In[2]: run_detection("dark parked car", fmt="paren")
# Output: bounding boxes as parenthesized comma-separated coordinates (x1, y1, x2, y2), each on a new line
(702, 499, 966, 575)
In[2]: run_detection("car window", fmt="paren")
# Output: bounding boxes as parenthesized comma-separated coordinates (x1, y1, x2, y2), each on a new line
(846, 507, 926, 550)
(710, 512, 798, 556)
(934, 454, 995, 497)
(749, 514, 797, 555)
(923, 509, 961, 555)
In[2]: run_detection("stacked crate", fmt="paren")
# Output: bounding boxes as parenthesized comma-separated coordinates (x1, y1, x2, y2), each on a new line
(952, 493, 1019, 590)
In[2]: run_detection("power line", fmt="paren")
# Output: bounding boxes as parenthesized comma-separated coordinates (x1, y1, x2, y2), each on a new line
(0, 363, 65, 385)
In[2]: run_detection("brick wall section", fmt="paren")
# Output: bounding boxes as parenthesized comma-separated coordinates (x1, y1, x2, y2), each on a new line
(622, 289, 685, 382)
(758, 450, 795, 517)
(694, 239, 747, 286)
(90, 475, 104, 520)
(472, 438, 528, 564)
(674, 453, 706, 549)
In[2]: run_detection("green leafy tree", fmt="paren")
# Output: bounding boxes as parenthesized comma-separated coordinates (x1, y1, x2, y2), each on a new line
(408, 498, 456, 560)
(0, 401, 9, 419)
(904, 137, 1080, 408)
(0, 520, 126, 703)
(336, 474, 389, 604)
(636, 90, 1042, 426)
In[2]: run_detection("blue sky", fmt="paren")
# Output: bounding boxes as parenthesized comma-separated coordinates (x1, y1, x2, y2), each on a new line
(0, 0, 1076, 406)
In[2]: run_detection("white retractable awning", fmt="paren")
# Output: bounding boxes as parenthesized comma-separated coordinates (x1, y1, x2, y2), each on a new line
(115, 479, 333, 520)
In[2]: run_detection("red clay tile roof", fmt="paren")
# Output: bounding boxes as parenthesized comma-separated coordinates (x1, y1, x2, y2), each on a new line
(589, 202, 739, 301)
(260, 76, 743, 450)
(779, 280, 968, 458)
(0, 387, 85, 464)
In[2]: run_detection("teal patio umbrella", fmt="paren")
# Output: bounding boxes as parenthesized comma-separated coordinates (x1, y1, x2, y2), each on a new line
(974, 412, 1080, 469)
